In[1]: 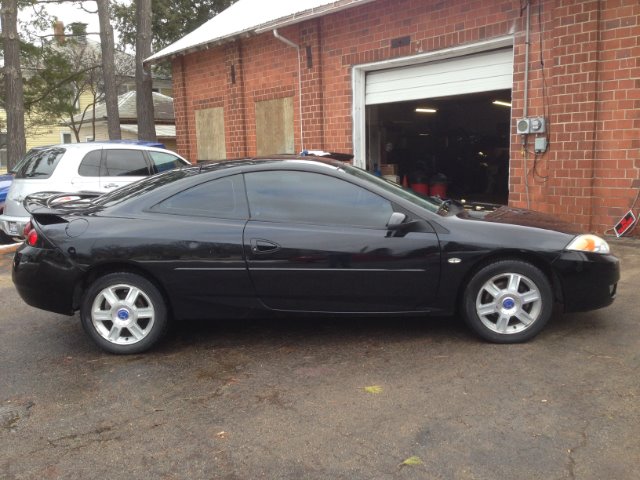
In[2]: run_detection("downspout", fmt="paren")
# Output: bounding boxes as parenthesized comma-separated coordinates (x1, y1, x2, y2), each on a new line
(522, 0, 532, 209)
(273, 29, 305, 152)
(523, 0, 531, 119)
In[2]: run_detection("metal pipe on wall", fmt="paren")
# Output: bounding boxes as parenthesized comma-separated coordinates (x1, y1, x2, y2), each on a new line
(273, 29, 305, 153)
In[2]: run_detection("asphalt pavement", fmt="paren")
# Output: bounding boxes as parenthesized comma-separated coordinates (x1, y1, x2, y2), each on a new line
(1, 240, 639, 479)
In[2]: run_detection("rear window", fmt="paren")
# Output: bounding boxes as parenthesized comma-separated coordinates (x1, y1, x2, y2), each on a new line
(101, 149, 150, 176)
(91, 168, 200, 207)
(14, 148, 65, 179)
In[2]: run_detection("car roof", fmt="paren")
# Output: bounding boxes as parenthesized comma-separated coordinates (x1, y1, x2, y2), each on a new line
(38, 142, 178, 154)
(195, 156, 347, 174)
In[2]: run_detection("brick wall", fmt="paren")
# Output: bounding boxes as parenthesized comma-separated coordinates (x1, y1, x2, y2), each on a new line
(171, 0, 640, 235)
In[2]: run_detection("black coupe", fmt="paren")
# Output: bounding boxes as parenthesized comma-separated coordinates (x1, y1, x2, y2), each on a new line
(12, 158, 620, 353)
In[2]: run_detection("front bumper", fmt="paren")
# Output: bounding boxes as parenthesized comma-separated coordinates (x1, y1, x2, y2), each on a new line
(12, 244, 82, 315)
(553, 251, 620, 313)
(0, 213, 29, 238)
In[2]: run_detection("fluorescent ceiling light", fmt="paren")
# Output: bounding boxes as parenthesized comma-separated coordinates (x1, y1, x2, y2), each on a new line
(415, 108, 437, 113)
(492, 100, 512, 107)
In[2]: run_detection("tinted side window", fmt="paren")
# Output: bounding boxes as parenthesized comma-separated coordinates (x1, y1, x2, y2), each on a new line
(149, 151, 185, 173)
(244, 171, 393, 228)
(78, 150, 102, 176)
(101, 150, 150, 177)
(152, 174, 248, 219)
(14, 148, 65, 179)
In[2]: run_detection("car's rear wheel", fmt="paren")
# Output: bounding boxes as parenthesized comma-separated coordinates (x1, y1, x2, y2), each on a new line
(80, 272, 168, 354)
(462, 260, 553, 343)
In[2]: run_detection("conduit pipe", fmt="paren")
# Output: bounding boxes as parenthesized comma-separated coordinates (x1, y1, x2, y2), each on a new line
(522, 0, 532, 209)
(273, 29, 305, 152)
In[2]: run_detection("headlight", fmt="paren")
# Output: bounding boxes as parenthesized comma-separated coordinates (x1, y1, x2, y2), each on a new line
(566, 234, 610, 254)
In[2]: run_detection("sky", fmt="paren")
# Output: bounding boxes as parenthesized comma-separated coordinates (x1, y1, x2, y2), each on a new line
(19, 1, 118, 45)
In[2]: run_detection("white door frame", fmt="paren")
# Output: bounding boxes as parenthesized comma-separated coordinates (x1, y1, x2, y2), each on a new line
(351, 36, 514, 169)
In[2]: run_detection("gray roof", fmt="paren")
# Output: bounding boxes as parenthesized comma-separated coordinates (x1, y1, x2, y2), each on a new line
(121, 124, 176, 138)
(147, 0, 374, 63)
(72, 91, 175, 123)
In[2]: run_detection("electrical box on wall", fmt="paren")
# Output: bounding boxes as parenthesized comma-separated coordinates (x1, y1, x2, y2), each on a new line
(516, 117, 546, 134)
(534, 136, 548, 153)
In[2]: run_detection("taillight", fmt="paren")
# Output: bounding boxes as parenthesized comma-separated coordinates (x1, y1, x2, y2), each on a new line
(26, 228, 39, 247)
(23, 220, 33, 237)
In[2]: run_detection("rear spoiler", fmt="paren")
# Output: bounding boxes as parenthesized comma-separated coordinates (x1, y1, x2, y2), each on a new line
(23, 191, 102, 215)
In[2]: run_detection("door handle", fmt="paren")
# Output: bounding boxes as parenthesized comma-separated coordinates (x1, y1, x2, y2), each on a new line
(250, 238, 280, 254)
(103, 183, 118, 189)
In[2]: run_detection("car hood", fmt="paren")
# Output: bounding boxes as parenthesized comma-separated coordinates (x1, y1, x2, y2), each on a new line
(459, 203, 582, 235)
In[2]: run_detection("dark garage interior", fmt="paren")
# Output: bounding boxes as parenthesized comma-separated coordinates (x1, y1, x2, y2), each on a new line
(366, 89, 512, 205)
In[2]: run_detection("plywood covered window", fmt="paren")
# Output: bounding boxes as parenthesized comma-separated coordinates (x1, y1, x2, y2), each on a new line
(255, 97, 294, 155)
(195, 107, 226, 161)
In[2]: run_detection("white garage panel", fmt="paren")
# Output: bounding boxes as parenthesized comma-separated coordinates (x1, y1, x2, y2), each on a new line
(365, 49, 513, 105)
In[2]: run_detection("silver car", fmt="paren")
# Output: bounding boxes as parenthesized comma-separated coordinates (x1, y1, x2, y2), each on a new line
(0, 143, 190, 239)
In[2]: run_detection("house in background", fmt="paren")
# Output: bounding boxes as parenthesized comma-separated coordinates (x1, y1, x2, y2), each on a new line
(148, 0, 640, 236)
(69, 91, 178, 151)
(0, 20, 174, 165)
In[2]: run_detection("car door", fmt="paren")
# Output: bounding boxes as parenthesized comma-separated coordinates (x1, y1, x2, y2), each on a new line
(71, 148, 103, 192)
(145, 174, 254, 319)
(243, 170, 441, 313)
(99, 149, 152, 191)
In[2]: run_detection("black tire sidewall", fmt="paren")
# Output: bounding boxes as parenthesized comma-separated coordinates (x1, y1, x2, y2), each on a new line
(80, 272, 168, 354)
(462, 260, 553, 343)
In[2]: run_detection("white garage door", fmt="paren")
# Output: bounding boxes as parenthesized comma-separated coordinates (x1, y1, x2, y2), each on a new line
(365, 48, 513, 105)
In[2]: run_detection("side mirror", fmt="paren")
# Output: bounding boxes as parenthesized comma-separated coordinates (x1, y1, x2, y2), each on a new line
(386, 212, 407, 230)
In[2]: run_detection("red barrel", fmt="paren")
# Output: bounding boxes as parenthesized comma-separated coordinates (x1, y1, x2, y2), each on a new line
(411, 182, 429, 195)
(430, 182, 447, 198)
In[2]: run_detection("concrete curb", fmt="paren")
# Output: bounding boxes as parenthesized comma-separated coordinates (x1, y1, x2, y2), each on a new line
(0, 242, 21, 254)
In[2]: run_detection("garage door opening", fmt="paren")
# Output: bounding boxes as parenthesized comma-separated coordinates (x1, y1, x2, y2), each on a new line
(365, 89, 511, 205)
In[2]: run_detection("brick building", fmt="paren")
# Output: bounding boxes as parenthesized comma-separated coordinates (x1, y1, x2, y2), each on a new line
(149, 0, 640, 236)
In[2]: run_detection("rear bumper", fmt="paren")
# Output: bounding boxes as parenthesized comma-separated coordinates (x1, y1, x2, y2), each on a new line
(553, 251, 620, 313)
(0, 213, 29, 238)
(12, 245, 81, 315)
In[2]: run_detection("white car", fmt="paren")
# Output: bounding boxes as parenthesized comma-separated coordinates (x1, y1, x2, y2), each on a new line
(0, 143, 190, 239)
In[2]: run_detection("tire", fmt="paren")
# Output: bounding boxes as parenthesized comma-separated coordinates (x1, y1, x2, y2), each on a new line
(462, 260, 553, 343)
(80, 272, 169, 354)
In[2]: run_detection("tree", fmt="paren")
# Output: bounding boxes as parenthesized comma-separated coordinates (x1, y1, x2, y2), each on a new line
(135, 0, 155, 141)
(1, 0, 26, 170)
(112, 0, 235, 52)
(96, 0, 121, 139)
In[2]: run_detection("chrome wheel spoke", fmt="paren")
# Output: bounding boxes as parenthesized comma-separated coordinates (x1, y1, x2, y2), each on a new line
(101, 288, 120, 309)
(477, 302, 497, 317)
(127, 323, 145, 341)
(515, 309, 535, 326)
(92, 310, 112, 323)
(136, 307, 154, 319)
(507, 274, 522, 293)
(108, 325, 123, 341)
(483, 282, 502, 299)
(124, 287, 141, 307)
(496, 314, 510, 333)
(522, 290, 540, 305)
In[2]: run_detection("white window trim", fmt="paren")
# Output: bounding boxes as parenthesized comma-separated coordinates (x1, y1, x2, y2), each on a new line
(351, 35, 514, 169)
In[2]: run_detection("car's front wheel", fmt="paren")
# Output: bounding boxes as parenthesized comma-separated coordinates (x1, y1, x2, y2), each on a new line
(80, 272, 168, 354)
(462, 260, 553, 343)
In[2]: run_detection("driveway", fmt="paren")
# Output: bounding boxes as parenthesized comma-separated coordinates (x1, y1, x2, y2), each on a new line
(1, 240, 639, 479)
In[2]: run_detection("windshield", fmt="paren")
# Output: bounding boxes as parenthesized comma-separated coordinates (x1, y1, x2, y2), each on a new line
(14, 147, 65, 179)
(341, 164, 442, 213)
(91, 167, 199, 207)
